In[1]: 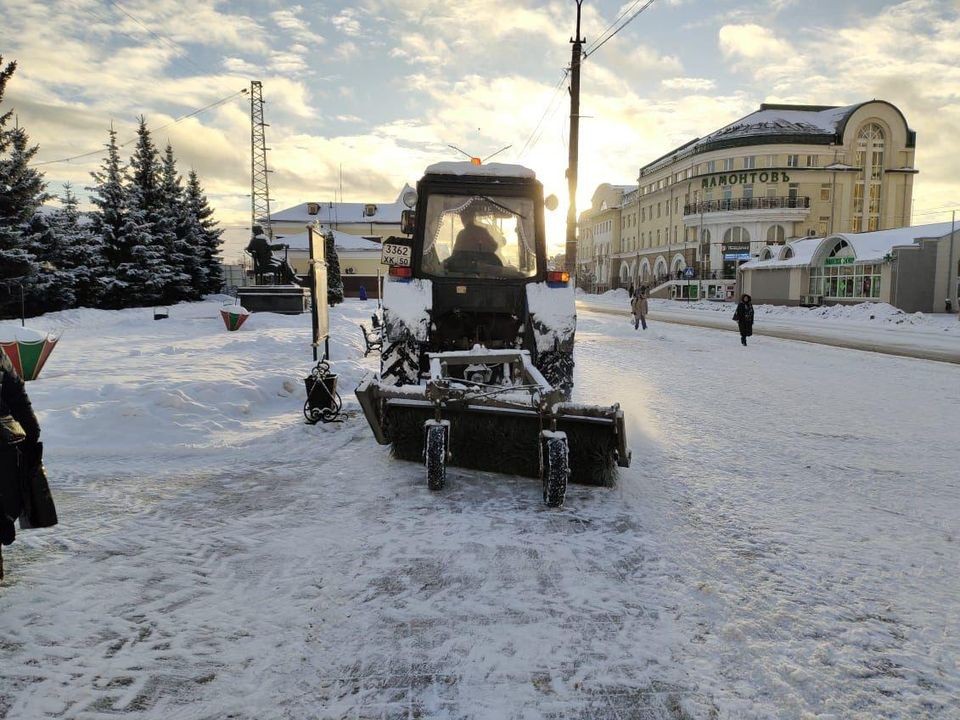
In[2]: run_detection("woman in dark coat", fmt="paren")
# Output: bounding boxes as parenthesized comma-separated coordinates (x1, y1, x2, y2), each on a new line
(1, 346, 56, 580)
(733, 293, 755, 346)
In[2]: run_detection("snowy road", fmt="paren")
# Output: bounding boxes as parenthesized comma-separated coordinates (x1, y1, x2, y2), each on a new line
(1, 300, 958, 719)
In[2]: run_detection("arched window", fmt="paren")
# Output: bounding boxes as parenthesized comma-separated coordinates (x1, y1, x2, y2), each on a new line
(654, 256, 667, 278)
(827, 238, 854, 260)
(700, 228, 711, 244)
(853, 123, 885, 232)
(723, 227, 750, 244)
(766, 225, 785, 244)
(782, 245, 795, 259)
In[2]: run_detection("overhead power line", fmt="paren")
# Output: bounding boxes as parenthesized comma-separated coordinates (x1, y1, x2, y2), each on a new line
(517, 69, 569, 159)
(583, 0, 657, 60)
(105, 0, 209, 76)
(34, 88, 249, 166)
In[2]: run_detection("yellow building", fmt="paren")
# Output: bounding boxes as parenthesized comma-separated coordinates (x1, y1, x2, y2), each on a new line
(585, 101, 917, 291)
(577, 184, 633, 292)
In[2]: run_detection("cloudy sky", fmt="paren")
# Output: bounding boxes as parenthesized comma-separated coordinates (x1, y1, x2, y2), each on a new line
(2, 0, 959, 258)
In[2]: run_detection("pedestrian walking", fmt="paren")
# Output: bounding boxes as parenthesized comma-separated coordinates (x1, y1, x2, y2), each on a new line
(1, 346, 57, 581)
(732, 293, 754, 346)
(631, 289, 649, 330)
(628, 282, 635, 299)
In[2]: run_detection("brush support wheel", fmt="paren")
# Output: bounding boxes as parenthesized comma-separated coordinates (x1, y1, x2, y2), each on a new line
(424, 421, 448, 491)
(540, 433, 569, 508)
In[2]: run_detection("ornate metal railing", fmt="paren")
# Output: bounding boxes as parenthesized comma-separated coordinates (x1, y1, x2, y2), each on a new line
(684, 196, 810, 215)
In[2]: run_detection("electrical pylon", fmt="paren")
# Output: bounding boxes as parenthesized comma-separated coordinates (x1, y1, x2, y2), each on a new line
(250, 80, 274, 240)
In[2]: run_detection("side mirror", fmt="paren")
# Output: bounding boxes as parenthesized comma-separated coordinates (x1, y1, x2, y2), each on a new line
(544, 194, 559, 211)
(401, 209, 416, 235)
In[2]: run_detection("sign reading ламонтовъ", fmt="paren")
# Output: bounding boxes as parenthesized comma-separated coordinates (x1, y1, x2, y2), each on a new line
(701, 171, 792, 188)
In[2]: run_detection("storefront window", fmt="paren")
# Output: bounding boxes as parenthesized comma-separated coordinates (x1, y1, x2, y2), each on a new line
(809, 262, 882, 300)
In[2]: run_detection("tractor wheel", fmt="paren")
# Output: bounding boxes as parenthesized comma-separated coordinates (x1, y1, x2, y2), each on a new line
(536, 350, 575, 399)
(424, 421, 448, 491)
(380, 340, 419, 386)
(540, 433, 569, 508)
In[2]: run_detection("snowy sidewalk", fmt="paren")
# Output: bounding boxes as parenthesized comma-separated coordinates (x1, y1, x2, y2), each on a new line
(578, 296, 960, 364)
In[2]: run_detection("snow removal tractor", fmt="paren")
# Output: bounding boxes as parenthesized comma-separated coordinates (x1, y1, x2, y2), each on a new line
(355, 161, 630, 506)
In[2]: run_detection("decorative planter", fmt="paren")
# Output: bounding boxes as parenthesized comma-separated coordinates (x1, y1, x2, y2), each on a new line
(220, 304, 250, 331)
(0, 327, 60, 381)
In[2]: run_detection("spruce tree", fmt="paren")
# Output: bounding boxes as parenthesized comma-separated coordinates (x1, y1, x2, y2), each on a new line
(87, 126, 129, 307)
(157, 143, 194, 302)
(22, 212, 76, 314)
(325, 231, 344, 305)
(185, 169, 223, 294)
(0, 59, 48, 318)
(51, 184, 105, 308)
(124, 117, 175, 306)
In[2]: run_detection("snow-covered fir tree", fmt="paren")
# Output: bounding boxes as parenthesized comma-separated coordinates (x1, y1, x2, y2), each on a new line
(325, 231, 344, 306)
(124, 117, 177, 306)
(0, 58, 48, 318)
(50, 184, 105, 308)
(22, 212, 76, 314)
(87, 125, 129, 307)
(157, 143, 194, 302)
(185, 169, 223, 295)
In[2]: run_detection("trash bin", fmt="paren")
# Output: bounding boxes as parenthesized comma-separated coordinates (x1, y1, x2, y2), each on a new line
(304, 370, 340, 423)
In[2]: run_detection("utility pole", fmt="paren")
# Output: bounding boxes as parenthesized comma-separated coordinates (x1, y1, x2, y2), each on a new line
(250, 80, 274, 241)
(565, 0, 584, 278)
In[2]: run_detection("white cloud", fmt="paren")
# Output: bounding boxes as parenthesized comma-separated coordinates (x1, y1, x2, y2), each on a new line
(661, 77, 716, 91)
(718, 23, 795, 63)
(331, 8, 363, 37)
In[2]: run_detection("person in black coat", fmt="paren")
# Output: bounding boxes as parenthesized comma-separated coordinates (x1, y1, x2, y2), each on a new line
(1, 346, 56, 580)
(732, 293, 755, 346)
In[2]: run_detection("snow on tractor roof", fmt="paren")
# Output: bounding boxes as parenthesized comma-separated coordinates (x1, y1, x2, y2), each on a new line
(425, 161, 536, 179)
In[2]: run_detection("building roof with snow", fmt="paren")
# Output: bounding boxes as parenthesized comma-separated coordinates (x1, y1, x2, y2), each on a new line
(269, 184, 414, 226)
(282, 227, 382, 253)
(640, 101, 916, 178)
(741, 221, 957, 270)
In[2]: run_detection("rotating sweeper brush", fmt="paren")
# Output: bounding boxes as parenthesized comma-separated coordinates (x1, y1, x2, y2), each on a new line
(354, 161, 631, 507)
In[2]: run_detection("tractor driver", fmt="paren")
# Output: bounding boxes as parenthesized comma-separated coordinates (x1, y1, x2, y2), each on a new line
(445, 206, 503, 271)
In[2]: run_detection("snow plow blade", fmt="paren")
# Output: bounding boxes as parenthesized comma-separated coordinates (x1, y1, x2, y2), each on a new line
(355, 349, 630, 487)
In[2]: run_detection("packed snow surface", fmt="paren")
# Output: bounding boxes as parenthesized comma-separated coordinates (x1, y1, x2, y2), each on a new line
(1, 297, 958, 718)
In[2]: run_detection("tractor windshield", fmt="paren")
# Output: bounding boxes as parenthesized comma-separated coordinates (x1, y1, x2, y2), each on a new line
(421, 195, 538, 279)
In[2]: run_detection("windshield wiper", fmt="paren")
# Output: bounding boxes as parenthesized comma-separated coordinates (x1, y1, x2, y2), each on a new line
(474, 195, 527, 219)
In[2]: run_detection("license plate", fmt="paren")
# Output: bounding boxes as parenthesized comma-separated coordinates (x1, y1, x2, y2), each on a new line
(381, 242, 411, 267)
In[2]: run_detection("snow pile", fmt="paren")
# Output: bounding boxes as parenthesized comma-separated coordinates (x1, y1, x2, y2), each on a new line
(656, 299, 960, 333)
(579, 291, 960, 335)
(526, 282, 576, 352)
(0, 326, 55, 342)
(0, 296, 379, 465)
(425, 161, 536, 178)
(382, 278, 432, 341)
